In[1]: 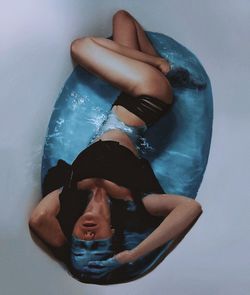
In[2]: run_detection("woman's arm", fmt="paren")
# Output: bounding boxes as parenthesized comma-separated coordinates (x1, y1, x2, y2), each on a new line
(82, 193, 203, 278)
(29, 188, 67, 247)
(116, 193, 203, 263)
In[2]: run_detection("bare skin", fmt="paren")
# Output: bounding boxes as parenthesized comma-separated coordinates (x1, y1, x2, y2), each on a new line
(70, 10, 172, 157)
(72, 185, 113, 240)
(29, 10, 203, 265)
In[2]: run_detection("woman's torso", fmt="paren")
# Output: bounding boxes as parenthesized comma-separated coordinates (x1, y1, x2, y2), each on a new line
(92, 105, 146, 157)
(76, 105, 147, 200)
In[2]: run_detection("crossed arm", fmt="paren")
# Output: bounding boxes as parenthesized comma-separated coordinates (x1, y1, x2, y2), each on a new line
(115, 193, 203, 264)
(82, 194, 203, 278)
(29, 188, 202, 263)
(29, 188, 67, 248)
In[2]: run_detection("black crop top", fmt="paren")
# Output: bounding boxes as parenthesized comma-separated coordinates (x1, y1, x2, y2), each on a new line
(42, 140, 165, 239)
(71, 140, 164, 195)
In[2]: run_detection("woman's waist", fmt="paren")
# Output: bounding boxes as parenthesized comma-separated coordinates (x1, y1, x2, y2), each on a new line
(92, 129, 140, 157)
(90, 107, 147, 156)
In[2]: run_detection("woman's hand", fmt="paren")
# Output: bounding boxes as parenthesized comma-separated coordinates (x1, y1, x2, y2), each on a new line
(114, 249, 135, 264)
(156, 57, 171, 75)
(81, 257, 121, 279)
(81, 250, 135, 279)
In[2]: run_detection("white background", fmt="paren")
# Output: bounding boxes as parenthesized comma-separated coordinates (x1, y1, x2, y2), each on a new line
(0, 0, 249, 294)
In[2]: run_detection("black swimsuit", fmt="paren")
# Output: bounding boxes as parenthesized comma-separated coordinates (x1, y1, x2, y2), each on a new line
(71, 139, 164, 195)
(112, 91, 172, 127)
(42, 139, 164, 200)
(42, 140, 165, 239)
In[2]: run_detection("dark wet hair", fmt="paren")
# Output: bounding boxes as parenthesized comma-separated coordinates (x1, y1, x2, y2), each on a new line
(70, 235, 113, 272)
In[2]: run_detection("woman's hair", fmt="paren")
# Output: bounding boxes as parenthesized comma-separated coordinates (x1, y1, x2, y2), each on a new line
(70, 235, 114, 271)
(68, 196, 126, 275)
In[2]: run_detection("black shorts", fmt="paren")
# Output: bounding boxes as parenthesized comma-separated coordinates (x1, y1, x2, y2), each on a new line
(112, 91, 172, 127)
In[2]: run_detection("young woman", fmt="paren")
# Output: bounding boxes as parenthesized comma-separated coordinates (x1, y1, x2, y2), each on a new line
(29, 10, 203, 279)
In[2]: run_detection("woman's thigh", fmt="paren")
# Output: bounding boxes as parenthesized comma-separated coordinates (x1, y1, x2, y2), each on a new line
(71, 38, 172, 103)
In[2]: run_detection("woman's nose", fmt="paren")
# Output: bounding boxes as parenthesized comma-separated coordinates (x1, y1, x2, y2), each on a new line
(84, 231, 95, 240)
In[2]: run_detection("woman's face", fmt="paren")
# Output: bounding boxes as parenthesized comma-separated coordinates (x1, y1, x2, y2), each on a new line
(72, 186, 113, 240)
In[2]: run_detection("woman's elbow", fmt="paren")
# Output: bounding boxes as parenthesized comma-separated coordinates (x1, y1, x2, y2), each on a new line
(28, 210, 48, 231)
(187, 199, 203, 215)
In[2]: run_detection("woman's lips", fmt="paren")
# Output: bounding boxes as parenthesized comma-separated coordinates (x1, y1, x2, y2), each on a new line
(82, 217, 98, 228)
(81, 212, 99, 228)
(83, 222, 97, 227)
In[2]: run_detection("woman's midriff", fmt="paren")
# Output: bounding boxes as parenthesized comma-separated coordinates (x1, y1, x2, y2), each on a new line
(77, 106, 145, 200)
(92, 105, 146, 157)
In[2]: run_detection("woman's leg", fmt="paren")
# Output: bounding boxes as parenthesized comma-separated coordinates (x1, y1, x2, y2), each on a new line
(96, 9, 160, 61)
(71, 12, 172, 103)
(112, 10, 158, 56)
(83, 37, 161, 70)
(87, 11, 171, 72)
(73, 11, 170, 75)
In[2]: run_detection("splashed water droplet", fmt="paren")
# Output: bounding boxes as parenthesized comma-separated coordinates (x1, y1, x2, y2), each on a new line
(69, 91, 90, 110)
(137, 136, 155, 155)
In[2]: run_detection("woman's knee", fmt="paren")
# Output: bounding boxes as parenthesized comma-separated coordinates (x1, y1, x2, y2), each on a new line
(71, 38, 83, 56)
(113, 9, 131, 22)
(70, 37, 94, 57)
(29, 209, 48, 230)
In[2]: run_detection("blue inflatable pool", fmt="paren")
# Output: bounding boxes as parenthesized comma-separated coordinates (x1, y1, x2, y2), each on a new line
(41, 31, 213, 283)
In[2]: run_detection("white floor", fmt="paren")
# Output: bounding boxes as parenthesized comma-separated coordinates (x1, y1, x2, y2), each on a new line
(1, 1, 249, 294)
